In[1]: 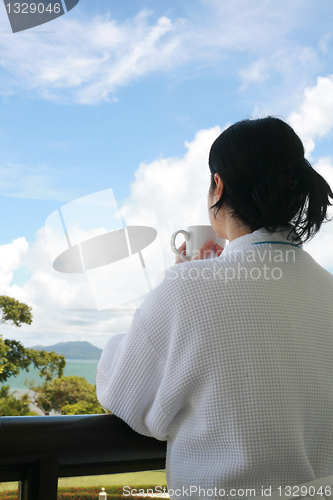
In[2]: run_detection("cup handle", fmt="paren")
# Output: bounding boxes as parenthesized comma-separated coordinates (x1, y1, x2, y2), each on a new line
(170, 230, 191, 261)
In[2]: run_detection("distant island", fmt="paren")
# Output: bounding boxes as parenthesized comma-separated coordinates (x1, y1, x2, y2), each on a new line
(30, 341, 103, 360)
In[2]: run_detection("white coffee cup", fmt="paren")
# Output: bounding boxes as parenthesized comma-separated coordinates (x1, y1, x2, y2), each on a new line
(170, 225, 227, 261)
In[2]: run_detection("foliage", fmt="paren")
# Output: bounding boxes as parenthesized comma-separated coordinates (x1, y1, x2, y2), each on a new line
(0, 295, 104, 417)
(0, 339, 27, 382)
(0, 491, 18, 500)
(27, 376, 109, 415)
(0, 295, 65, 384)
(0, 296, 32, 327)
(0, 339, 9, 380)
(26, 348, 66, 382)
(0, 385, 38, 416)
(0, 339, 65, 384)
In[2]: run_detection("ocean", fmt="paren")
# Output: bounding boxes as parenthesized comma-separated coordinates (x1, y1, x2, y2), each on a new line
(4, 359, 100, 392)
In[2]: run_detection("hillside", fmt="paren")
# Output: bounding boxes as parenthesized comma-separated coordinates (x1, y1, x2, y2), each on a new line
(30, 341, 102, 360)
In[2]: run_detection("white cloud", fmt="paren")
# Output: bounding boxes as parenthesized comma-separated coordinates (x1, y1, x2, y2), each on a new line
(0, 11, 185, 104)
(288, 75, 333, 156)
(0, 1, 327, 104)
(315, 156, 333, 195)
(240, 47, 319, 90)
(240, 59, 269, 87)
(0, 237, 29, 290)
(119, 126, 222, 268)
(0, 227, 138, 348)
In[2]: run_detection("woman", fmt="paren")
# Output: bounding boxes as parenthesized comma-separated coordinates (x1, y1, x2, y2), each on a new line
(96, 117, 333, 500)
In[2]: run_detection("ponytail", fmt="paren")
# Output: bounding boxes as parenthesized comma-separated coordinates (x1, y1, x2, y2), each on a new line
(208, 117, 333, 244)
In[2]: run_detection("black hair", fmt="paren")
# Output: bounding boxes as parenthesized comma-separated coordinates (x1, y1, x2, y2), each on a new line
(208, 116, 333, 244)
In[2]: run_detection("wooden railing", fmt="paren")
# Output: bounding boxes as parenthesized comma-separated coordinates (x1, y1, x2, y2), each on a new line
(0, 414, 167, 500)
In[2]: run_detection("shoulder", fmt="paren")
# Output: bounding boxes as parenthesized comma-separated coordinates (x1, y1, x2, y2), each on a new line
(140, 259, 226, 318)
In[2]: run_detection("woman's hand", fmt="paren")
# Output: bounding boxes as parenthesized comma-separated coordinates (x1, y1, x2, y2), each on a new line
(174, 239, 224, 265)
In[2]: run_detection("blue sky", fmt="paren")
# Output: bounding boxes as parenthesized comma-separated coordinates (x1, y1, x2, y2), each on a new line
(1, 0, 333, 348)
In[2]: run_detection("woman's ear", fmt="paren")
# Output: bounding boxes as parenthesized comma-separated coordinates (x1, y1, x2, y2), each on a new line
(214, 173, 224, 202)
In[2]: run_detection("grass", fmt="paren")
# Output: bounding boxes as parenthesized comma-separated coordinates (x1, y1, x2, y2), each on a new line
(0, 482, 17, 493)
(0, 469, 167, 493)
(58, 470, 167, 488)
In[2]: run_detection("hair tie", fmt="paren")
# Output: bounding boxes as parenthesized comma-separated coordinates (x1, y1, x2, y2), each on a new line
(286, 158, 308, 189)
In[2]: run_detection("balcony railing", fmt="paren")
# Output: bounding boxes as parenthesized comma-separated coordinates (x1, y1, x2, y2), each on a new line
(0, 414, 167, 500)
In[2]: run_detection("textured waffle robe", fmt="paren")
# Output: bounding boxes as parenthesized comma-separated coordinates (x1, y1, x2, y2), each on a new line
(96, 226, 333, 500)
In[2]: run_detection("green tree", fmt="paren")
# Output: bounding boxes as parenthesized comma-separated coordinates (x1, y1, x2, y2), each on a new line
(0, 295, 65, 416)
(0, 339, 65, 383)
(0, 295, 65, 383)
(0, 385, 38, 416)
(0, 295, 105, 416)
(0, 295, 32, 326)
(27, 376, 109, 415)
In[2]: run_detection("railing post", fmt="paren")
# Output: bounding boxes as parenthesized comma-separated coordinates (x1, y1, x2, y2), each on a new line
(99, 487, 107, 499)
(19, 457, 59, 500)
